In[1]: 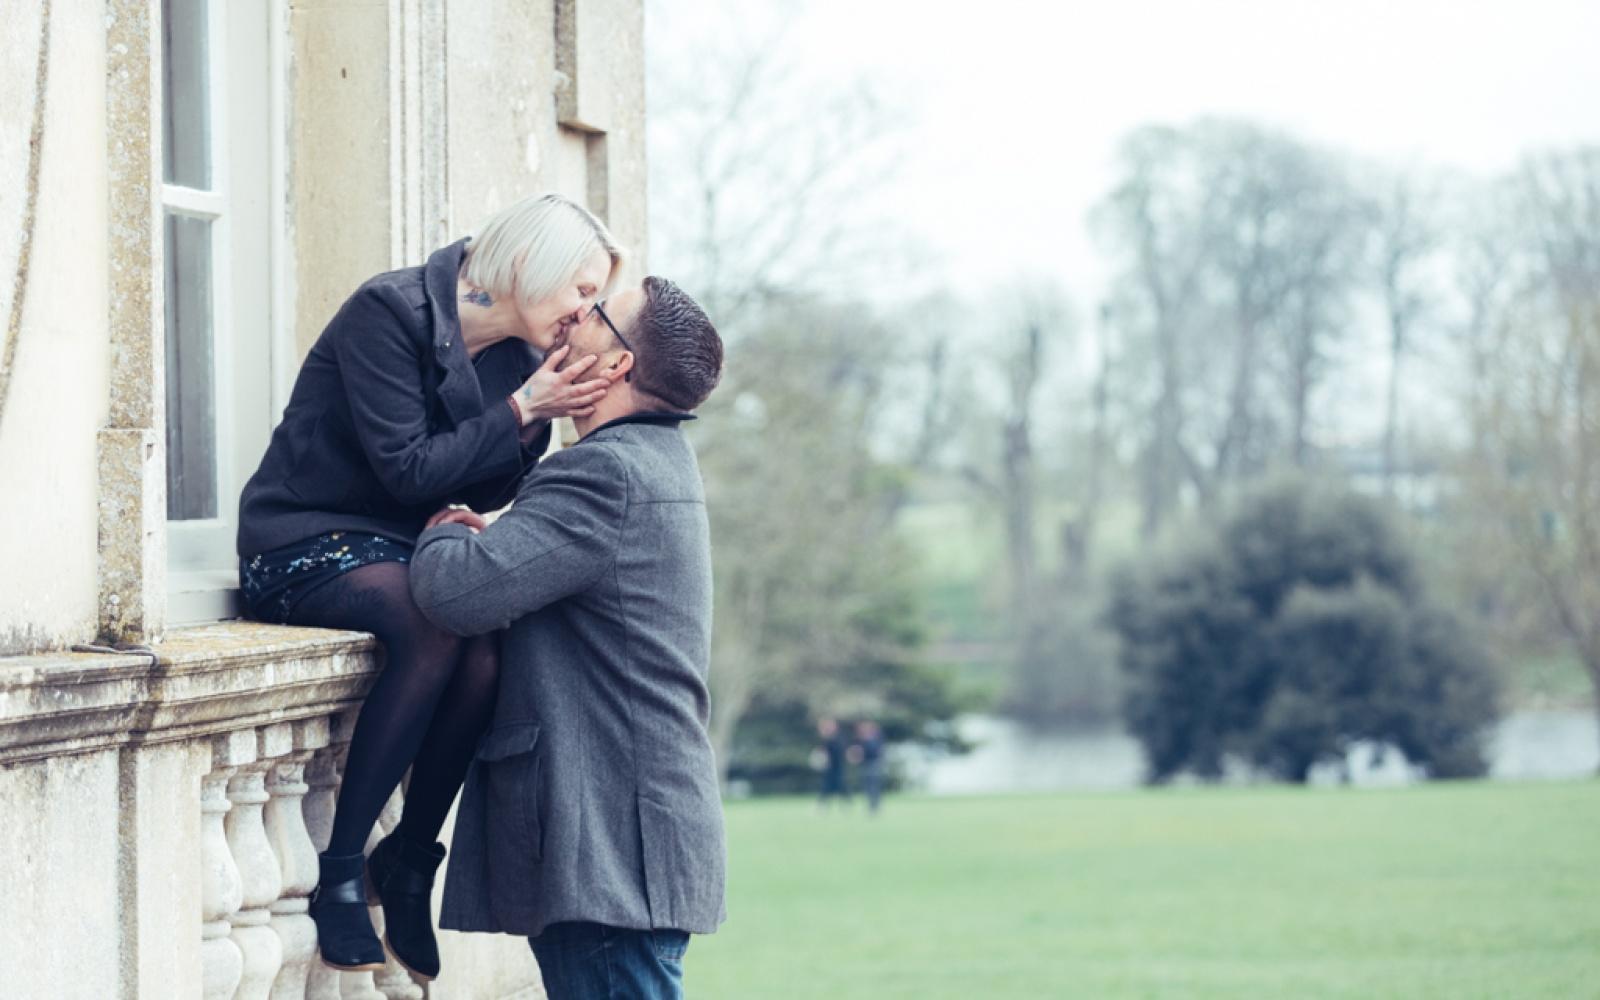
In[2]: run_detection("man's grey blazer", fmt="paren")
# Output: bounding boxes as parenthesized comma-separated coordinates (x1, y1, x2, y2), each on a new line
(409, 411, 727, 938)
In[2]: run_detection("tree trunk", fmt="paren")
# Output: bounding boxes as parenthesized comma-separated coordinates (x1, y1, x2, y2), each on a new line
(1143, 318, 1183, 538)
(1002, 322, 1042, 617)
(1585, 647, 1600, 778)
(1002, 417, 1036, 619)
(1382, 312, 1405, 496)
(1072, 315, 1113, 579)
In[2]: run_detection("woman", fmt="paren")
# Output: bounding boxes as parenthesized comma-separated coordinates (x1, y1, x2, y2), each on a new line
(236, 193, 620, 979)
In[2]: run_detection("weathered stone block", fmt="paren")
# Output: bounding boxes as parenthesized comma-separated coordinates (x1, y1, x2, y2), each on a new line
(97, 426, 165, 645)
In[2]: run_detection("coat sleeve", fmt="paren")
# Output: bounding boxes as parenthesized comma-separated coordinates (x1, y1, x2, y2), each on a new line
(409, 443, 628, 636)
(331, 288, 524, 505)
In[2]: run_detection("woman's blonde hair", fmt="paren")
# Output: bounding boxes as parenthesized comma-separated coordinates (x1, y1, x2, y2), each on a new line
(461, 193, 624, 307)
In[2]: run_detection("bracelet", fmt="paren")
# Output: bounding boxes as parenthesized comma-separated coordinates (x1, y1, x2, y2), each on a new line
(507, 394, 524, 427)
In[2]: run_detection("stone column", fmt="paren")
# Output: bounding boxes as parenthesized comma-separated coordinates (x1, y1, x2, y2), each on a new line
(266, 718, 328, 1000)
(226, 726, 287, 999)
(202, 735, 248, 1000)
(100, 0, 166, 644)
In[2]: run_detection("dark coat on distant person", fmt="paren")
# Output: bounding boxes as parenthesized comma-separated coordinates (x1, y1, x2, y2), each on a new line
(409, 413, 728, 938)
(237, 239, 549, 556)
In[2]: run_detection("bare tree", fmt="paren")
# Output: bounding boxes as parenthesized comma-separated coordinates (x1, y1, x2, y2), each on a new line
(958, 286, 1073, 621)
(695, 303, 914, 772)
(1466, 149, 1600, 763)
(1093, 120, 1361, 533)
(1062, 301, 1117, 580)
(648, 3, 904, 329)
(1091, 125, 1207, 537)
(648, 3, 918, 777)
(1368, 169, 1443, 493)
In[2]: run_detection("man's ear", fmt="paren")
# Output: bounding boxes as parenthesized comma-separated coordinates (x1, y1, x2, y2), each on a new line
(606, 350, 635, 384)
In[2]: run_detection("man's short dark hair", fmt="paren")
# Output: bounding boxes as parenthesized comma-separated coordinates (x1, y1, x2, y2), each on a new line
(628, 276, 723, 411)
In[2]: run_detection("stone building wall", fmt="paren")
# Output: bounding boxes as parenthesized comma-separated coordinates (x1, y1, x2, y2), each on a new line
(0, 0, 111, 653)
(0, 0, 647, 654)
(0, 2, 649, 996)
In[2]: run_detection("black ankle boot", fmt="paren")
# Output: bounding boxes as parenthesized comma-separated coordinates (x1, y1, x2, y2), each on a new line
(367, 831, 447, 981)
(308, 851, 385, 972)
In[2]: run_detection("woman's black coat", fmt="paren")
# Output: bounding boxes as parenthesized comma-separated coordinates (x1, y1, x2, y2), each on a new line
(237, 239, 550, 556)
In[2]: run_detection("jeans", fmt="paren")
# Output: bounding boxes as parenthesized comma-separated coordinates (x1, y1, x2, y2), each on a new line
(529, 921, 691, 1000)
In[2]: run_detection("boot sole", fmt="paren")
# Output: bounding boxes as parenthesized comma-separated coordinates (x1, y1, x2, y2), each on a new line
(383, 934, 439, 983)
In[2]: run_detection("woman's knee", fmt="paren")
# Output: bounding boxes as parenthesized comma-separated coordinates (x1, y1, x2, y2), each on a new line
(294, 563, 460, 656)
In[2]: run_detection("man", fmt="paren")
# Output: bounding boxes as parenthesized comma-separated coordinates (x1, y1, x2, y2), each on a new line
(408, 276, 726, 999)
(816, 717, 850, 808)
(854, 719, 886, 815)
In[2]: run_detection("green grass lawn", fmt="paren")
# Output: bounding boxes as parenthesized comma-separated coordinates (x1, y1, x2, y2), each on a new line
(687, 783, 1600, 999)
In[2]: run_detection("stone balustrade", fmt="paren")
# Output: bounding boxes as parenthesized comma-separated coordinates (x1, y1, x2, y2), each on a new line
(0, 622, 544, 1000)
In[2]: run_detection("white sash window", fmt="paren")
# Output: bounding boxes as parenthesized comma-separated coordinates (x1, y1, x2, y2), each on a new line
(161, 0, 279, 622)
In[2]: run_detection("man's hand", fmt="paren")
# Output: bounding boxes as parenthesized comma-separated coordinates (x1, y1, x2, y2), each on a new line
(425, 505, 489, 534)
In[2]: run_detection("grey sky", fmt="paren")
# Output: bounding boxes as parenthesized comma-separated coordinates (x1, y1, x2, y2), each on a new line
(648, 0, 1600, 446)
(652, 0, 1600, 297)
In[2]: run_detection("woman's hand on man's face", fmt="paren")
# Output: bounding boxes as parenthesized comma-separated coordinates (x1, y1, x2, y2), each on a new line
(426, 506, 489, 534)
(511, 344, 610, 424)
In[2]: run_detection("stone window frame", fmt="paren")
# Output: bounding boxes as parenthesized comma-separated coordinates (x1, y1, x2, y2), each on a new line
(98, 0, 634, 645)
(100, 0, 453, 645)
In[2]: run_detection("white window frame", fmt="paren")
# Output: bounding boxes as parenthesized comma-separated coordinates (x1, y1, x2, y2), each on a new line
(162, 0, 288, 624)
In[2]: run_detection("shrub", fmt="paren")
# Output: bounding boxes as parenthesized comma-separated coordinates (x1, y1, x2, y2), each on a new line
(1108, 475, 1502, 783)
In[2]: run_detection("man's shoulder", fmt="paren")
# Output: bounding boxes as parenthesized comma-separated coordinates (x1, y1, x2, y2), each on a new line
(518, 437, 631, 503)
(579, 422, 703, 501)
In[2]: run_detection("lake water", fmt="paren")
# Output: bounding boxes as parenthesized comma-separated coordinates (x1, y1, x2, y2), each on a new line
(909, 709, 1599, 794)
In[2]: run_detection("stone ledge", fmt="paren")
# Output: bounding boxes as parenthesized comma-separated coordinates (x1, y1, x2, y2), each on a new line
(0, 621, 381, 764)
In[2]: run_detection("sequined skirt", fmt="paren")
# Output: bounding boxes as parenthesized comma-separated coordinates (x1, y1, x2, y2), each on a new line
(239, 531, 413, 624)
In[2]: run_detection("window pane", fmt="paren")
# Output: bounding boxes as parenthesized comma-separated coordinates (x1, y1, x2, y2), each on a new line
(162, 0, 210, 188)
(164, 213, 218, 520)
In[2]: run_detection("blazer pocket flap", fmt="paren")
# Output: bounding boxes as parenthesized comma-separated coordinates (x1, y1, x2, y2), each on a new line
(475, 722, 541, 761)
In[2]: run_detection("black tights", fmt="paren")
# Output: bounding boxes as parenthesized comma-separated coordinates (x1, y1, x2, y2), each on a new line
(288, 560, 499, 856)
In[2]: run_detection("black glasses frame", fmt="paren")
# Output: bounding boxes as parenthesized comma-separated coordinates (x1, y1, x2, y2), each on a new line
(591, 300, 634, 382)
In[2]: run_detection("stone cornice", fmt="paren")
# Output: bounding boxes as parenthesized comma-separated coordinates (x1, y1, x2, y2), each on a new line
(0, 622, 380, 764)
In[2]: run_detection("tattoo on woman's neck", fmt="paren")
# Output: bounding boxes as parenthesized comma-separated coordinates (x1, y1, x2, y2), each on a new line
(463, 288, 493, 308)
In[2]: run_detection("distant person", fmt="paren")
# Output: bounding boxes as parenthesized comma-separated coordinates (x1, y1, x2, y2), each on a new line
(816, 717, 850, 808)
(854, 719, 886, 815)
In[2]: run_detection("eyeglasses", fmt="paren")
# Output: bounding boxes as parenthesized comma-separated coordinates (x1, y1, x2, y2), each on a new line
(590, 300, 634, 382)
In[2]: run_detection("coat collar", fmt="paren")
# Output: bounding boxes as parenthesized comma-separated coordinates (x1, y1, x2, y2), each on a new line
(424, 237, 471, 351)
(582, 410, 697, 440)
(425, 238, 482, 426)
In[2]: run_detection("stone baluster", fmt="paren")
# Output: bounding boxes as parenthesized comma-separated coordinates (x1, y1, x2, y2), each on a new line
(202, 738, 246, 1000)
(267, 718, 330, 1000)
(228, 724, 290, 999)
(372, 783, 424, 1000)
(301, 728, 343, 1000)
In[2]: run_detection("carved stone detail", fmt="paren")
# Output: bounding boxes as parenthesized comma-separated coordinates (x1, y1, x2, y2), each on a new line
(227, 757, 285, 999)
(201, 763, 244, 1000)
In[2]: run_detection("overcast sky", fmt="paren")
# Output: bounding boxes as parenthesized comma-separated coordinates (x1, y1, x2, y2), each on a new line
(646, 1, 1600, 444)
(650, 0, 1600, 299)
